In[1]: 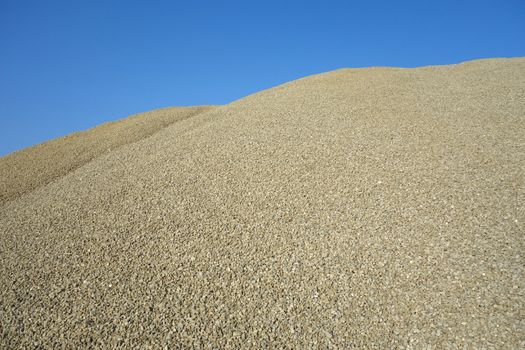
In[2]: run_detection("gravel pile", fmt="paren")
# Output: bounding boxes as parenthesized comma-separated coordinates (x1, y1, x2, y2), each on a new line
(0, 106, 214, 204)
(1, 58, 524, 348)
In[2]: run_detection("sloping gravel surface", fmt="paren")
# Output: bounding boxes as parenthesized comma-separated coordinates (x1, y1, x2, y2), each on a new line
(1, 58, 524, 348)
(0, 106, 214, 204)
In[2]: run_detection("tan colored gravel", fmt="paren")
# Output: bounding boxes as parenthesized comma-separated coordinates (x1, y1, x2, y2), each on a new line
(0, 106, 215, 204)
(1, 58, 524, 348)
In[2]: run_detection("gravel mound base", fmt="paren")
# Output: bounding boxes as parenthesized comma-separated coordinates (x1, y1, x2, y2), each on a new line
(0, 106, 214, 204)
(1, 58, 524, 348)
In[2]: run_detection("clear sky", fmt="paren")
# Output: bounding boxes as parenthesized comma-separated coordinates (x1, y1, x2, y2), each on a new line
(1, 0, 524, 156)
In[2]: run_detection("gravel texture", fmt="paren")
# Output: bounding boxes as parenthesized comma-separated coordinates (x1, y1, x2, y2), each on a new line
(0, 106, 214, 205)
(0, 58, 524, 348)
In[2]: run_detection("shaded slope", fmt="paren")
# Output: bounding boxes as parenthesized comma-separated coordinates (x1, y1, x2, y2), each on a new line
(0, 58, 524, 348)
(0, 106, 215, 205)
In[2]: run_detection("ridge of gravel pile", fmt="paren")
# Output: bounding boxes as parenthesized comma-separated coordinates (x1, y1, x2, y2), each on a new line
(1, 58, 524, 348)
(0, 106, 215, 205)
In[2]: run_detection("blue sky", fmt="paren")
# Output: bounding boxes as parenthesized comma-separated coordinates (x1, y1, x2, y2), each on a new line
(1, 0, 524, 156)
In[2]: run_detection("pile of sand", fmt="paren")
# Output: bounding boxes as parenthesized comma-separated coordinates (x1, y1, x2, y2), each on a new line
(1, 58, 524, 348)
(0, 106, 214, 204)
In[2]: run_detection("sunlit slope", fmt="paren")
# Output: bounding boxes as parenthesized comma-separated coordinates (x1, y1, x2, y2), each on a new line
(0, 106, 215, 204)
(1, 58, 524, 348)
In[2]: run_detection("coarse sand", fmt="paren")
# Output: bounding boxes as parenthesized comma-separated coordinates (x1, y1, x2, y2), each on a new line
(0, 106, 215, 205)
(1, 57, 524, 348)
